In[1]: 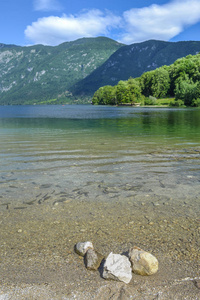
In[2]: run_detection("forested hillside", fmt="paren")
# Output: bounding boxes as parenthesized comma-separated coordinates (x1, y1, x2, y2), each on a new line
(92, 53, 200, 107)
(1, 38, 200, 105)
(0, 37, 123, 105)
(74, 40, 200, 96)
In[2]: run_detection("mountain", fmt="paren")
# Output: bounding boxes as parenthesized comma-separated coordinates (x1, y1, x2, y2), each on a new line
(1, 38, 200, 105)
(0, 37, 123, 105)
(73, 40, 200, 96)
(0, 43, 20, 49)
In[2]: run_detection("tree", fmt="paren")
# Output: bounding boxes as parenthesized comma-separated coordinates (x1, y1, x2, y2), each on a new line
(139, 71, 154, 97)
(116, 81, 128, 104)
(169, 53, 200, 95)
(151, 67, 170, 98)
(127, 78, 143, 103)
(175, 79, 200, 106)
(92, 52, 200, 107)
(140, 67, 170, 98)
(92, 85, 116, 105)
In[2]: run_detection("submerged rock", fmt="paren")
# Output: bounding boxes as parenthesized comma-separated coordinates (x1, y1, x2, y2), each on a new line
(85, 248, 104, 270)
(195, 279, 200, 289)
(103, 252, 132, 284)
(75, 241, 94, 256)
(129, 246, 158, 276)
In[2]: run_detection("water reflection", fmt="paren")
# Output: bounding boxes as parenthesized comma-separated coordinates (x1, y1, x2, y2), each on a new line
(0, 105, 200, 208)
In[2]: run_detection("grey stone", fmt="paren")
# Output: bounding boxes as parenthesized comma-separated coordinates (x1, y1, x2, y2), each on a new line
(195, 279, 200, 289)
(75, 241, 94, 256)
(85, 248, 104, 270)
(103, 252, 132, 284)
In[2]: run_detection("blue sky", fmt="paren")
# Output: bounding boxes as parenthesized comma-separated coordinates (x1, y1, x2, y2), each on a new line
(1, 0, 200, 46)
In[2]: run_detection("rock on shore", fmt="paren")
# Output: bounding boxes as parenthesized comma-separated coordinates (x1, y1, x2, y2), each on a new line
(85, 248, 104, 270)
(74, 241, 159, 283)
(129, 246, 158, 276)
(102, 252, 132, 284)
(75, 241, 94, 256)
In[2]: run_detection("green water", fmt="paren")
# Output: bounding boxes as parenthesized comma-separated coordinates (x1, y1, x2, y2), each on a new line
(0, 105, 200, 208)
(0, 105, 199, 286)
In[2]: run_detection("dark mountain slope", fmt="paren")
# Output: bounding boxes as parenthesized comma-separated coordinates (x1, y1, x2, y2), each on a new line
(73, 40, 200, 96)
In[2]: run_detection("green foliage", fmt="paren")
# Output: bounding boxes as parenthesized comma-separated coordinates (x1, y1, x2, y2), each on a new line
(169, 53, 200, 94)
(170, 99, 185, 107)
(192, 98, 200, 107)
(139, 71, 154, 97)
(140, 67, 170, 98)
(151, 68, 170, 98)
(144, 96, 157, 105)
(116, 79, 142, 104)
(125, 78, 143, 103)
(1, 38, 200, 106)
(174, 78, 200, 106)
(92, 85, 117, 105)
(93, 52, 200, 107)
(76, 40, 200, 96)
(92, 78, 143, 105)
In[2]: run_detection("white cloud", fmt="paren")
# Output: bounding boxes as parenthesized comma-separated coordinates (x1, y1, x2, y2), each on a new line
(120, 0, 200, 44)
(25, 10, 121, 45)
(26, 0, 200, 45)
(34, 0, 62, 11)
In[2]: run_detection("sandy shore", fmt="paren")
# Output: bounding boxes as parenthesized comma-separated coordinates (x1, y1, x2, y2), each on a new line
(0, 194, 199, 299)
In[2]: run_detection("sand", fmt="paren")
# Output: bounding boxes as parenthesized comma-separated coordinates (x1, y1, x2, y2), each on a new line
(0, 193, 199, 299)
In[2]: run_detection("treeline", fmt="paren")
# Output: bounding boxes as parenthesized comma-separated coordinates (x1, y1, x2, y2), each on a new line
(92, 53, 200, 107)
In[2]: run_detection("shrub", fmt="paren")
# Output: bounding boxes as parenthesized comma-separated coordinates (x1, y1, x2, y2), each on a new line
(192, 98, 200, 107)
(144, 96, 157, 105)
(170, 99, 185, 107)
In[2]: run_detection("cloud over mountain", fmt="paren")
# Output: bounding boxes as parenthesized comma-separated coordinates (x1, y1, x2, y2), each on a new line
(120, 0, 200, 44)
(26, 0, 200, 45)
(25, 10, 121, 45)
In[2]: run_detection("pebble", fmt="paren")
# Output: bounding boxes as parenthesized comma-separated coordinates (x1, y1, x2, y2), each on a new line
(149, 222, 154, 225)
(85, 248, 104, 270)
(75, 241, 94, 256)
(195, 279, 200, 289)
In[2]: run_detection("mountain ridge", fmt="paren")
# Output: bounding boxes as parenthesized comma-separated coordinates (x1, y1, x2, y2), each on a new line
(0, 38, 200, 104)
(72, 39, 200, 96)
(0, 37, 123, 104)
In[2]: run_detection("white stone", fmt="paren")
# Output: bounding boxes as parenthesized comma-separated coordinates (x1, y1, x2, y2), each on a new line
(129, 246, 158, 276)
(75, 241, 94, 256)
(103, 252, 132, 284)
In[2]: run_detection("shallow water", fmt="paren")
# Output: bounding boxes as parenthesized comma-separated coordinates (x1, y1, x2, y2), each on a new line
(0, 105, 199, 297)
(0, 105, 200, 209)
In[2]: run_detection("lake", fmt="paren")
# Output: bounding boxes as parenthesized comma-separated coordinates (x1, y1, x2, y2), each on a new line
(0, 105, 200, 207)
(0, 105, 200, 298)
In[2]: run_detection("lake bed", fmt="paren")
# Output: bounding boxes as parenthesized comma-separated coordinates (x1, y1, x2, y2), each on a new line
(0, 105, 199, 299)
